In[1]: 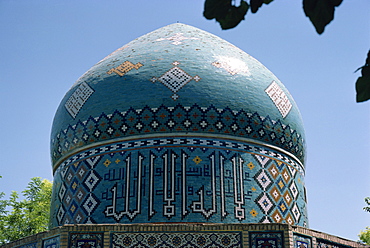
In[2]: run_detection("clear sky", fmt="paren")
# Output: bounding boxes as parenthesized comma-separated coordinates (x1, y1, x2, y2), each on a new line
(0, 0, 369, 241)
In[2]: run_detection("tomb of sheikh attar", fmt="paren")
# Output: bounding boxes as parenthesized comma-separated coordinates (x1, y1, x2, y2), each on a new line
(3, 23, 368, 248)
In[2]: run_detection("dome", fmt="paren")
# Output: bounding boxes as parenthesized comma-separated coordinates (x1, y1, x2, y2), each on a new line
(50, 23, 308, 228)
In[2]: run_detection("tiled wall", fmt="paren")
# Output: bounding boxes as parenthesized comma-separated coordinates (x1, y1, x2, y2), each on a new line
(2, 224, 366, 248)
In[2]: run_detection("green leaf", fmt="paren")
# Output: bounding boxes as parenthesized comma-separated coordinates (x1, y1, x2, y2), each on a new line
(203, 0, 232, 20)
(359, 226, 370, 245)
(303, 0, 342, 34)
(356, 51, 370, 103)
(217, 1, 250, 30)
(250, 0, 274, 14)
(356, 76, 370, 102)
(0, 177, 52, 244)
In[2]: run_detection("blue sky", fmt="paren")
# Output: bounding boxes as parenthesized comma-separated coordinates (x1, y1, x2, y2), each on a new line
(0, 0, 369, 241)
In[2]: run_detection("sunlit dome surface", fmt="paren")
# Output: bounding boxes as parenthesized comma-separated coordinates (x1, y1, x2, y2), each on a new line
(51, 23, 305, 168)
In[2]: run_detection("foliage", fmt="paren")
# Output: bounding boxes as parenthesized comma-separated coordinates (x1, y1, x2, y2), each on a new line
(203, 0, 342, 33)
(355, 51, 370, 102)
(358, 197, 370, 245)
(203, 0, 250, 29)
(203, 0, 369, 102)
(364, 197, 370, 213)
(359, 227, 370, 245)
(0, 177, 52, 245)
(302, 0, 342, 34)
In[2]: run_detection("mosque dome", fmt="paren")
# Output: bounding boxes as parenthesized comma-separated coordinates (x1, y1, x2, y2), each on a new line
(50, 23, 308, 228)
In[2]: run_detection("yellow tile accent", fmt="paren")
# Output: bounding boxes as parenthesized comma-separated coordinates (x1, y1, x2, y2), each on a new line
(279, 203, 287, 212)
(278, 180, 284, 189)
(107, 61, 143, 76)
(72, 182, 78, 190)
(193, 156, 202, 165)
(250, 209, 258, 217)
(104, 159, 112, 167)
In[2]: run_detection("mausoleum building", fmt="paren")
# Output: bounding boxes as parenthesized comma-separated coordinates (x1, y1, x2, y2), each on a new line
(2, 23, 367, 248)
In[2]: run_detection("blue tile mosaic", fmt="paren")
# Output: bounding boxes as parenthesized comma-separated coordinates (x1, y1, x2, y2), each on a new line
(249, 231, 284, 248)
(49, 136, 308, 227)
(51, 104, 305, 166)
(42, 236, 60, 248)
(293, 234, 311, 248)
(69, 232, 103, 248)
(51, 23, 306, 167)
(50, 23, 308, 229)
(111, 232, 242, 248)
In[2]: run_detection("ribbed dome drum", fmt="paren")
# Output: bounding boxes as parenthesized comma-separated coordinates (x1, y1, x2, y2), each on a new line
(50, 23, 308, 228)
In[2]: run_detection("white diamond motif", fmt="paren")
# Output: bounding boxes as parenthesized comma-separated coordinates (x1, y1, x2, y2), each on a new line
(289, 181, 299, 199)
(257, 193, 274, 213)
(58, 183, 66, 201)
(84, 171, 100, 191)
(57, 206, 65, 224)
(292, 203, 301, 222)
(159, 67, 192, 92)
(152, 62, 200, 100)
(256, 170, 272, 190)
(83, 194, 98, 214)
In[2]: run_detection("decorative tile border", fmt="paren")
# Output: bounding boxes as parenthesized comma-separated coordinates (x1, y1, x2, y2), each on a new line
(249, 231, 284, 248)
(293, 233, 312, 248)
(111, 232, 242, 248)
(50, 135, 307, 227)
(52, 104, 305, 164)
(55, 136, 304, 174)
(68, 232, 103, 248)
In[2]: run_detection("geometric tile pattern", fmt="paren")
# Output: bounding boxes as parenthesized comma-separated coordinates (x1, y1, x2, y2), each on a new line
(51, 104, 305, 165)
(265, 81, 292, 118)
(50, 134, 307, 227)
(65, 82, 94, 119)
(56, 156, 101, 225)
(253, 154, 301, 225)
(68, 232, 103, 248)
(42, 236, 60, 248)
(249, 231, 284, 248)
(293, 234, 311, 248)
(111, 232, 241, 248)
(150, 62, 201, 100)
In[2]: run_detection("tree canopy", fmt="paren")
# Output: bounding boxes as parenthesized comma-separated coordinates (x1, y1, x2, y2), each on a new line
(357, 197, 370, 245)
(0, 177, 52, 245)
(203, 0, 370, 102)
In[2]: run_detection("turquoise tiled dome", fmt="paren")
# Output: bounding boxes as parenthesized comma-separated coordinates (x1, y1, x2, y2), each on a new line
(50, 24, 308, 228)
(51, 23, 305, 168)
